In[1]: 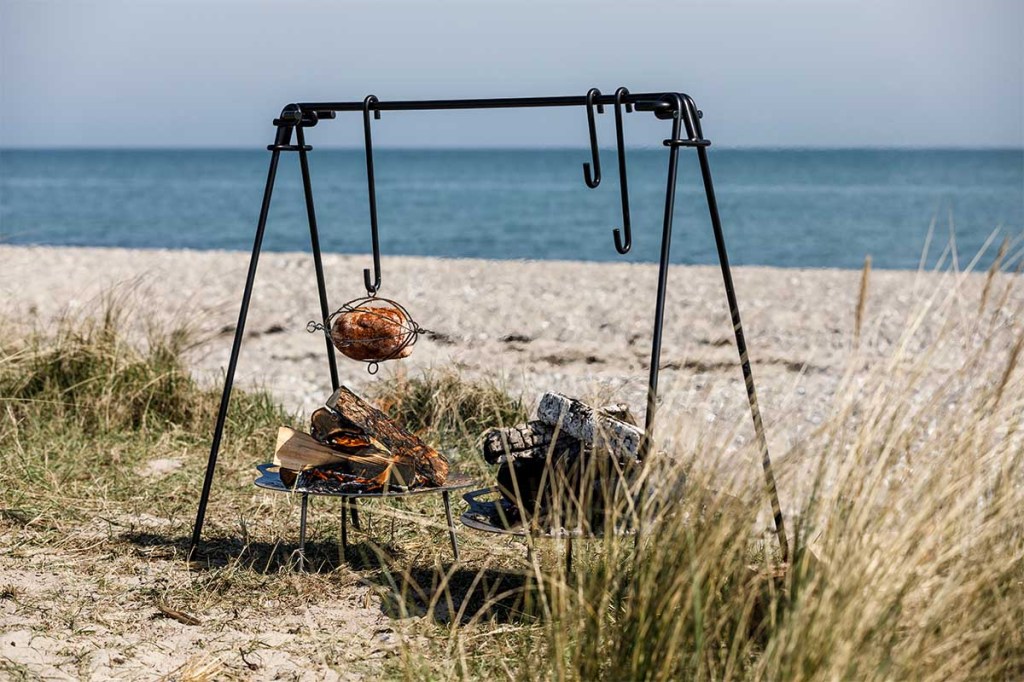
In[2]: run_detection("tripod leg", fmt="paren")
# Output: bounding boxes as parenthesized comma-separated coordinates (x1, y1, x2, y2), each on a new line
(189, 148, 283, 558)
(296, 127, 339, 391)
(633, 108, 684, 552)
(640, 112, 683, 460)
(695, 145, 790, 564)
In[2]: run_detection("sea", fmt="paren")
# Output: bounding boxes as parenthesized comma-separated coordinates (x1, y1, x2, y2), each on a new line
(1, 149, 1021, 271)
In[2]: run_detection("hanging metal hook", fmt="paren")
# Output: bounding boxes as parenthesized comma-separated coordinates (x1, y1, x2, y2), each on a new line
(612, 87, 633, 254)
(362, 95, 382, 295)
(582, 88, 604, 188)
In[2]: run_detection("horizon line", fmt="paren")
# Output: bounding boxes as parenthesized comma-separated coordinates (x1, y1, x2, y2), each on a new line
(3, 144, 1023, 153)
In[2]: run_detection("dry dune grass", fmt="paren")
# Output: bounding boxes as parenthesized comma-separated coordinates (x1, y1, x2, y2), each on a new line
(1, 250, 1022, 680)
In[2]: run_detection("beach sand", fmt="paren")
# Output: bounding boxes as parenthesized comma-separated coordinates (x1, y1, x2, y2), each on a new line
(1, 245, 1009, 466)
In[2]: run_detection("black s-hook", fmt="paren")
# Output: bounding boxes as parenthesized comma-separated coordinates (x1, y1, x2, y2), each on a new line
(362, 95, 383, 295)
(612, 87, 633, 253)
(582, 88, 604, 188)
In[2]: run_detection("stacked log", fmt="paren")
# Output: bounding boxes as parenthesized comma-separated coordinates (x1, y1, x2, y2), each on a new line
(480, 393, 644, 531)
(536, 393, 643, 461)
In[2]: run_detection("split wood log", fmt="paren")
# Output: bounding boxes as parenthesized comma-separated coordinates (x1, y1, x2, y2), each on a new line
(537, 393, 644, 461)
(326, 386, 449, 486)
(482, 402, 637, 465)
(489, 443, 567, 465)
(598, 403, 639, 427)
(311, 407, 378, 452)
(275, 426, 374, 470)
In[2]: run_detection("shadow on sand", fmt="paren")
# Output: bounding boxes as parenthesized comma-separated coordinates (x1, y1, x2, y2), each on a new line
(122, 529, 539, 624)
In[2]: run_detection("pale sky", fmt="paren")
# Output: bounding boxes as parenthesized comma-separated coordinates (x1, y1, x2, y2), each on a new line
(1, 0, 1022, 149)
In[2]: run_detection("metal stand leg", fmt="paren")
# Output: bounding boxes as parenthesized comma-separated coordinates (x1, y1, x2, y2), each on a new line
(442, 491, 460, 562)
(296, 127, 339, 392)
(565, 537, 574, 580)
(640, 98, 684, 461)
(350, 500, 361, 530)
(341, 498, 349, 553)
(189, 144, 285, 559)
(630, 96, 686, 556)
(695, 143, 790, 564)
(298, 493, 309, 571)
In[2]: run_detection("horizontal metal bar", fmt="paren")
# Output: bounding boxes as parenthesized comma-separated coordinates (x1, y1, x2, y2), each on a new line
(663, 138, 711, 148)
(267, 144, 313, 152)
(292, 92, 693, 115)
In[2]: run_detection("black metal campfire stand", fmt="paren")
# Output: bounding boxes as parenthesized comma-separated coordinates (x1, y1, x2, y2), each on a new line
(187, 90, 790, 568)
(253, 464, 475, 568)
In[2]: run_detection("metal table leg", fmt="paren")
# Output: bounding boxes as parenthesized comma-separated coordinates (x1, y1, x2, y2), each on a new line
(565, 537, 574, 578)
(298, 493, 309, 571)
(350, 498, 361, 530)
(341, 497, 348, 553)
(442, 490, 460, 562)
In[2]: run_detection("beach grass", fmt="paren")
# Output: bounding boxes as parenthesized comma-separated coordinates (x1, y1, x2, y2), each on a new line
(1, 268, 1022, 680)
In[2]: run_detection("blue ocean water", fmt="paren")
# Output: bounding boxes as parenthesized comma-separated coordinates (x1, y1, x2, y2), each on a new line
(1, 149, 1021, 270)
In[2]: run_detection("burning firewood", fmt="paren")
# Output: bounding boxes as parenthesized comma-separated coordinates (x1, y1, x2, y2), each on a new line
(325, 387, 449, 487)
(274, 427, 415, 490)
(272, 386, 449, 493)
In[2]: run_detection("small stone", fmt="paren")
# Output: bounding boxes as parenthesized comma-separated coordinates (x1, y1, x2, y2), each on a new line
(136, 458, 184, 478)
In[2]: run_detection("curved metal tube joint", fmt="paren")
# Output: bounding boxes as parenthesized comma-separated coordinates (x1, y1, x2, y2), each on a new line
(663, 93, 708, 147)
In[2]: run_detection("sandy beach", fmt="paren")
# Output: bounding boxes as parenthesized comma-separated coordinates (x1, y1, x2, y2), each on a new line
(1, 244, 1021, 678)
(3, 244, 1014, 475)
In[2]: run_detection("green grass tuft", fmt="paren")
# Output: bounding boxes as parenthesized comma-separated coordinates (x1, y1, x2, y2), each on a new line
(373, 367, 528, 453)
